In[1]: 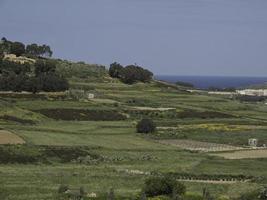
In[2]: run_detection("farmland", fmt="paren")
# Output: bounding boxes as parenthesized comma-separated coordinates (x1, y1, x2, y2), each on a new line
(211, 149, 267, 159)
(0, 60, 267, 199)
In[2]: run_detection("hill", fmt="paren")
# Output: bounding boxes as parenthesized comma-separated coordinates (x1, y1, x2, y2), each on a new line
(1, 39, 267, 200)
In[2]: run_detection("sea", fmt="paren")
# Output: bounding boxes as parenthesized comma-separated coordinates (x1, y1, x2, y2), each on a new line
(155, 75, 267, 89)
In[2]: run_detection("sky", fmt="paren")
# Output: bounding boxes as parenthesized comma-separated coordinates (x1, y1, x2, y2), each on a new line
(0, 0, 267, 76)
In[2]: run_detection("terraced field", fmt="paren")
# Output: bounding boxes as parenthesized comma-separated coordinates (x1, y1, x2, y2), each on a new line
(211, 149, 267, 159)
(158, 139, 244, 152)
(0, 79, 267, 199)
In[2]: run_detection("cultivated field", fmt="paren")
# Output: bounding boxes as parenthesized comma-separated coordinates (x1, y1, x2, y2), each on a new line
(211, 149, 267, 159)
(158, 139, 244, 152)
(1, 73, 267, 199)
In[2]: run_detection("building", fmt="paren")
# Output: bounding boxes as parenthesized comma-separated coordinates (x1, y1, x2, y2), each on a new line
(248, 138, 258, 147)
(68, 89, 95, 100)
(237, 89, 267, 97)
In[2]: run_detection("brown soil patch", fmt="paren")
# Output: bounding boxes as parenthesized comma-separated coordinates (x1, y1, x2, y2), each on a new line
(211, 149, 267, 159)
(0, 130, 25, 144)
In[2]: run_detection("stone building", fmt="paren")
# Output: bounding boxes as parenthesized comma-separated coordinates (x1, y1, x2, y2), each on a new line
(248, 138, 258, 147)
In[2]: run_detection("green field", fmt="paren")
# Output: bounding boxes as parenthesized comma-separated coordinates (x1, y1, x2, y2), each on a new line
(1, 63, 267, 200)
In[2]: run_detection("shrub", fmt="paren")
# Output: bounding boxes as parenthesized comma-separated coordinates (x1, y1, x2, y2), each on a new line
(58, 184, 69, 194)
(143, 176, 186, 197)
(137, 118, 156, 134)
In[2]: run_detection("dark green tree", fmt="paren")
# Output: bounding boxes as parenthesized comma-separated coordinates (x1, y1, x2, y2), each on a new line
(26, 44, 53, 57)
(120, 65, 153, 84)
(136, 118, 156, 134)
(26, 43, 39, 56)
(10, 42, 25, 56)
(109, 62, 124, 78)
(34, 59, 56, 76)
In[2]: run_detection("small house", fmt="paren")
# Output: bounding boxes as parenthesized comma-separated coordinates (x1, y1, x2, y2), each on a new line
(248, 138, 258, 147)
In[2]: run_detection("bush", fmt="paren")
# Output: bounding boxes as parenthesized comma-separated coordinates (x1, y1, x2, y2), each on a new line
(137, 118, 156, 134)
(58, 184, 69, 194)
(143, 176, 186, 197)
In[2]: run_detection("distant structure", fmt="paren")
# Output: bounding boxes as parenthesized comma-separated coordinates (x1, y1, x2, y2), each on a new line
(248, 138, 258, 147)
(237, 89, 267, 97)
(68, 89, 95, 100)
(88, 93, 95, 99)
(3, 54, 36, 64)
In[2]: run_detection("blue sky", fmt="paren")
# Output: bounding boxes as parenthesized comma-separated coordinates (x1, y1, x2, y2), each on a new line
(0, 0, 267, 76)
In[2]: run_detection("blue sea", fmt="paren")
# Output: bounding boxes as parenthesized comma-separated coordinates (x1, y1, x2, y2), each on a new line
(155, 75, 267, 89)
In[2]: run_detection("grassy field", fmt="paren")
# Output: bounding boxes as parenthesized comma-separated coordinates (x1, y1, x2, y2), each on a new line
(0, 73, 267, 199)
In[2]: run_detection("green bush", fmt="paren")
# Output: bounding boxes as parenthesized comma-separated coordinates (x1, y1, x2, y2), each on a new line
(143, 176, 186, 197)
(136, 118, 156, 134)
(58, 184, 69, 194)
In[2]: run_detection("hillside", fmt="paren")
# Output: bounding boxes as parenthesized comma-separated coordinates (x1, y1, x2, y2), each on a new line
(1, 42, 267, 199)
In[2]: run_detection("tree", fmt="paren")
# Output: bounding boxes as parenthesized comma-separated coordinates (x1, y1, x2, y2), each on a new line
(10, 42, 25, 56)
(41, 44, 53, 57)
(38, 73, 69, 92)
(26, 44, 53, 57)
(0, 38, 12, 54)
(34, 59, 56, 76)
(121, 65, 153, 84)
(136, 118, 156, 134)
(109, 62, 124, 78)
(26, 43, 39, 56)
(143, 176, 186, 197)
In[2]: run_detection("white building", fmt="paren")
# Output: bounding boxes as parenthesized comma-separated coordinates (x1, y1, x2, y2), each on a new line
(248, 138, 258, 147)
(237, 89, 267, 97)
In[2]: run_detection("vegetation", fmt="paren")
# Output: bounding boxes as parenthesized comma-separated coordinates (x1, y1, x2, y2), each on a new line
(0, 37, 52, 57)
(0, 54, 68, 92)
(109, 62, 153, 84)
(1, 38, 267, 200)
(36, 108, 127, 121)
(137, 118, 156, 133)
(143, 175, 186, 197)
(236, 95, 266, 102)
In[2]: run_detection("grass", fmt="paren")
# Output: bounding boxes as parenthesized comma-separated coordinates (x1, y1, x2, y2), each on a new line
(0, 77, 267, 199)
